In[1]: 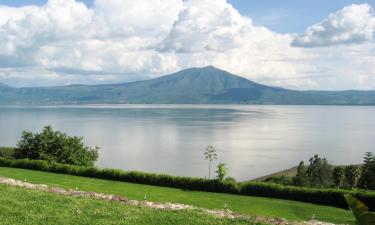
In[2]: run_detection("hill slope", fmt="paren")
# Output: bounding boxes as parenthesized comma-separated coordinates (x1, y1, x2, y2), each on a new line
(1, 184, 256, 225)
(1, 66, 375, 105)
(0, 167, 354, 224)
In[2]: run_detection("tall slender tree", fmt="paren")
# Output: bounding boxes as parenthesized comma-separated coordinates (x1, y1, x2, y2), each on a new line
(204, 145, 217, 179)
(358, 152, 375, 190)
(345, 165, 361, 189)
(293, 161, 308, 186)
(333, 167, 344, 188)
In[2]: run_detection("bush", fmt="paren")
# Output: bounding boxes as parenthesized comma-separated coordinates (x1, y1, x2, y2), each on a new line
(14, 126, 99, 167)
(0, 147, 16, 159)
(0, 157, 374, 211)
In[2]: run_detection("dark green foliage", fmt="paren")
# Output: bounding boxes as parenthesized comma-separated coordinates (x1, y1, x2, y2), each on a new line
(293, 161, 308, 186)
(333, 167, 345, 188)
(0, 147, 16, 159)
(345, 165, 361, 189)
(306, 155, 333, 187)
(358, 152, 375, 190)
(0, 157, 375, 211)
(15, 126, 99, 167)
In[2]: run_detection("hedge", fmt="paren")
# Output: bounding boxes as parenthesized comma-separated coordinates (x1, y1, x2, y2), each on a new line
(0, 157, 374, 210)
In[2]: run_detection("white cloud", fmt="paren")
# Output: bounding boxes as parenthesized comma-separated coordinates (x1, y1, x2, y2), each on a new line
(159, 0, 251, 53)
(0, 0, 374, 90)
(292, 4, 375, 48)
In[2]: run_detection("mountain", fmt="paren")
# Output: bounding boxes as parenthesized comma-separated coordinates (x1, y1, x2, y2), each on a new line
(0, 82, 9, 88)
(1, 66, 375, 105)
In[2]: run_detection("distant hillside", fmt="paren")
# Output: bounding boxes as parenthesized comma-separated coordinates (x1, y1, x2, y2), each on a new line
(1, 66, 375, 105)
(251, 166, 299, 182)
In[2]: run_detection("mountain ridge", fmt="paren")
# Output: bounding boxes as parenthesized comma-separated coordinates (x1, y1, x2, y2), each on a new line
(0, 66, 375, 105)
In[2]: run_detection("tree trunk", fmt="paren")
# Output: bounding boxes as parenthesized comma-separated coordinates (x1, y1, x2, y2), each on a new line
(208, 161, 211, 179)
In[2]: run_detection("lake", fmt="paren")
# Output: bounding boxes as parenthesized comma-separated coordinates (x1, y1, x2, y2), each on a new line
(0, 105, 374, 180)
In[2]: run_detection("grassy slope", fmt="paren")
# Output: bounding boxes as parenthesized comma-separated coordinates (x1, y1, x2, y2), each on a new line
(251, 166, 298, 182)
(0, 167, 354, 224)
(0, 185, 255, 225)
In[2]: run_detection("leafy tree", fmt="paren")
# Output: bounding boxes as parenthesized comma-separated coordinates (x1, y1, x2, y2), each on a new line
(293, 161, 309, 186)
(216, 163, 228, 181)
(358, 152, 375, 190)
(15, 126, 99, 167)
(320, 158, 333, 186)
(204, 145, 217, 179)
(306, 155, 333, 187)
(344, 165, 361, 188)
(333, 167, 344, 188)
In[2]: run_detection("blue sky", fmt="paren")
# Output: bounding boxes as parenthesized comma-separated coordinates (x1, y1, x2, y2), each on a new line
(0, 0, 374, 89)
(1, 0, 373, 33)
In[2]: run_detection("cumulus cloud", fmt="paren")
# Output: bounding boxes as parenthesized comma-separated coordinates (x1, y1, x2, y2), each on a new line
(0, 0, 374, 90)
(159, 0, 251, 53)
(292, 4, 375, 48)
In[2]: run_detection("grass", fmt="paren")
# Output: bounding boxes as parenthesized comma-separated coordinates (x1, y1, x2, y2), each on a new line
(0, 167, 355, 224)
(0, 185, 257, 225)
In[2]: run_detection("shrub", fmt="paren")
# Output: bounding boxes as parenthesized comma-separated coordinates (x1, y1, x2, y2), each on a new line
(0, 157, 375, 211)
(224, 177, 237, 183)
(0, 147, 16, 159)
(14, 126, 99, 167)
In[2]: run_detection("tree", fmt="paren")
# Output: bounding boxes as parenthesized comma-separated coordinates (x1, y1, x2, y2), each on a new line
(15, 126, 99, 167)
(306, 154, 333, 187)
(293, 161, 309, 186)
(320, 158, 333, 186)
(333, 167, 344, 188)
(344, 165, 361, 188)
(216, 163, 228, 181)
(204, 145, 217, 179)
(358, 152, 375, 190)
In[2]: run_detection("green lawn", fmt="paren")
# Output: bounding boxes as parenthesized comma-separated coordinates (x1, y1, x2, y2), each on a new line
(0, 185, 257, 225)
(0, 167, 354, 224)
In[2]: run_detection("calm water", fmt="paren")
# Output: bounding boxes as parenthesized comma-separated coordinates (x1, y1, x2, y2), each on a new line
(0, 105, 374, 180)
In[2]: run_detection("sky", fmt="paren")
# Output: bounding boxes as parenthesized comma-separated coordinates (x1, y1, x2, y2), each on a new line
(0, 0, 374, 90)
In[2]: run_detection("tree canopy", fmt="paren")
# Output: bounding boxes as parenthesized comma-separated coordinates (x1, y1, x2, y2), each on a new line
(15, 126, 99, 167)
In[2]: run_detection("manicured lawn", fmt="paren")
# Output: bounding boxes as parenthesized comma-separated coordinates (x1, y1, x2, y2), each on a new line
(0, 167, 354, 224)
(0, 185, 255, 225)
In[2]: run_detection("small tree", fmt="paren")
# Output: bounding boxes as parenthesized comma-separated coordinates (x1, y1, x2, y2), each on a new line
(333, 167, 344, 188)
(293, 161, 309, 186)
(216, 163, 228, 181)
(344, 165, 361, 189)
(204, 145, 217, 179)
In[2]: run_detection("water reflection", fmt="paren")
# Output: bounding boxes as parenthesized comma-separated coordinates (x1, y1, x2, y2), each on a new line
(0, 105, 374, 180)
